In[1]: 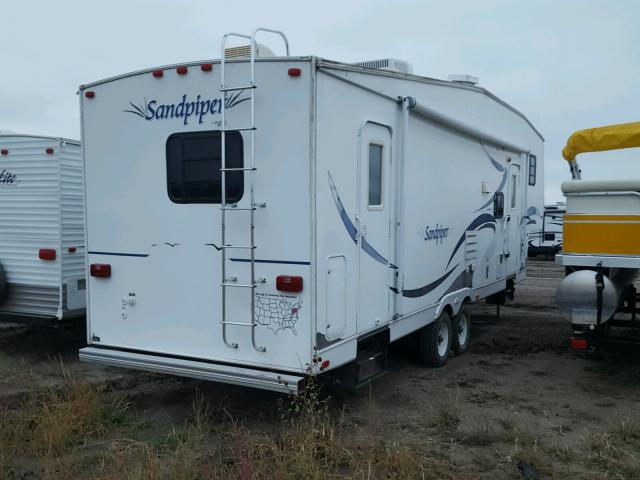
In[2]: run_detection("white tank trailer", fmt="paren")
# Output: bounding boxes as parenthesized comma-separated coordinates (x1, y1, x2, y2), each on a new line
(555, 122, 640, 351)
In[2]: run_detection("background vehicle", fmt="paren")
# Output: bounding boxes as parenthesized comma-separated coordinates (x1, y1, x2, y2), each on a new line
(527, 203, 565, 258)
(0, 134, 85, 320)
(556, 122, 640, 353)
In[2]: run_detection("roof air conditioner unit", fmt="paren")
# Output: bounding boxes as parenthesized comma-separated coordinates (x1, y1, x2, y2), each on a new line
(224, 43, 275, 59)
(352, 58, 414, 74)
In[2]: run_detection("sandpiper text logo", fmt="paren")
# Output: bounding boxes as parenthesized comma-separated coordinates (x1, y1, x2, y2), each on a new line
(0, 169, 18, 186)
(124, 91, 249, 126)
(423, 224, 450, 245)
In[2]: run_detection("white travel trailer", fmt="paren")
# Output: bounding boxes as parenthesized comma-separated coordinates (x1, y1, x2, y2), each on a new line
(0, 134, 85, 320)
(527, 203, 565, 257)
(79, 30, 544, 393)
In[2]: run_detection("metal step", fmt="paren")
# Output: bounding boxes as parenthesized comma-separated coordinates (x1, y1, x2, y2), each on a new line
(220, 84, 256, 92)
(221, 283, 256, 288)
(354, 349, 388, 387)
(220, 127, 256, 132)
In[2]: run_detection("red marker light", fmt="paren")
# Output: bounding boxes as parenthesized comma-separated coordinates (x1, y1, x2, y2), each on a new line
(276, 275, 303, 292)
(200, 63, 213, 72)
(90, 264, 111, 278)
(39, 249, 56, 261)
(68, 247, 77, 253)
(176, 66, 188, 75)
(46, 148, 54, 154)
(288, 67, 301, 77)
(85, 91, 95, 98)
(320, 360, 330, 371)
(570, 337, 588, 350)
(152, 69, 164, 78)
(1, 149, 8, 155)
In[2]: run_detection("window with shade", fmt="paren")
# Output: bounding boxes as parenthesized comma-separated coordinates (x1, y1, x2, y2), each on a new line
(166, 130, 244, 204)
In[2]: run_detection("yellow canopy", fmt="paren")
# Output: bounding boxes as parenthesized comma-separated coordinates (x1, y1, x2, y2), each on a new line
(562, 121, 640, 161)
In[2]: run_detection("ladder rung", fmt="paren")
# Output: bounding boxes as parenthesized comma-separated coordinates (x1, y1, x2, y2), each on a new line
(222, 321, 256, 327)
(221, 207, 256, 211)
(220, 84, 256, 92)
(222, 245, 256, 249)
(221, 167, 257, 172)
(221, 283, 257, 288)
(220, 127, 256, 132)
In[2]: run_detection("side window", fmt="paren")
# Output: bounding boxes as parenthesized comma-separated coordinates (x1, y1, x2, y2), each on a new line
(494, 192, 504, 219)
(368, 143, 383, 208)
(528, 154, 537, 186)
(166, 130, 244, 204)
(510, 174, 517, 209)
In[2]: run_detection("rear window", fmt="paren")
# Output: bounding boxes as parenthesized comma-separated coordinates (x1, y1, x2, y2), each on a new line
(166, 130, 244, 204)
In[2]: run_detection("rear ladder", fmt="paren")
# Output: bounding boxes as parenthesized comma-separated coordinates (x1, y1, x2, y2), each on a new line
(219, 28, 290, 352)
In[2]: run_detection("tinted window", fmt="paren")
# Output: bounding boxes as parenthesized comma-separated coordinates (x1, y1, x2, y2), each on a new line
(368, 143, 383, 206)
(494, 192, 504, 219)
(166, 130, 244, 203)
(510, 174, 517, 209)
(528, 154, 536, 186)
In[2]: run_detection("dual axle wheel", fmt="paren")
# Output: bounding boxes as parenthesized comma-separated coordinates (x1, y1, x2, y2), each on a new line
(417, 306, 471, 367)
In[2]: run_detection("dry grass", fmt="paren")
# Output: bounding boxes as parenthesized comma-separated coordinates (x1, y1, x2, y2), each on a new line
(0, 365, 128, 478)
(431, 390, 461, 430)
(80, 381, 468, 479)
(5, 369, 640, 480)
(586, 419, 640, 478)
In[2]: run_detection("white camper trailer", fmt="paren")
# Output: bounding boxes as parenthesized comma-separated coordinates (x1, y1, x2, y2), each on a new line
(527, 203, 565, 257)
(78, 30, 544, 393)
(0, 134, 85, 320)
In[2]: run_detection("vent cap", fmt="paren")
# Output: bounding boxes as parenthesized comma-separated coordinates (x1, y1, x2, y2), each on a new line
(353, 58, 413, 74)
(447, 74, 479, 86)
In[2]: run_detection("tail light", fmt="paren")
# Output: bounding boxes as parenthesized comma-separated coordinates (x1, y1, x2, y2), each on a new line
(91, 264, 111, 278)
(276, 275, 303, 292)
(570, 337, 588, 350)
(39, 249, 56, 261)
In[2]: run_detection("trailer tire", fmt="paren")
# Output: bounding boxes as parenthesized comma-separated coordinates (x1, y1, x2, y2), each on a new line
(0, 261, 6, 302)
(417, 311, 452, 367)
(451, 306, 471, 355)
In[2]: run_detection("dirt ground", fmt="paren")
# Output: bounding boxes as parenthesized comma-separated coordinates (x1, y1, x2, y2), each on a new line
(1, 259, 640, 479)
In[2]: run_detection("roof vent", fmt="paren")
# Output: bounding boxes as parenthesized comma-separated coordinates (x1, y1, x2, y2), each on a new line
(447, 74, 479, 86)
(353, 58, 413, 74)
(224, 43, 275, 59)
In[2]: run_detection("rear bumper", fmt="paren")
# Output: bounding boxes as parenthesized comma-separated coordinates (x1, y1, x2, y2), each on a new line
(79, 346, 305, 394)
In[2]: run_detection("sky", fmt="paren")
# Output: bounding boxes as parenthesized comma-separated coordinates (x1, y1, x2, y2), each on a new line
(0, 0, 638, 203)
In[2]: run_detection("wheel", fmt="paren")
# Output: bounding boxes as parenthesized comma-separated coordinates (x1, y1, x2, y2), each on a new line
(417, 312, 452, 367)
(0, 261, 6, 302)
(451, 306, 471, 355)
